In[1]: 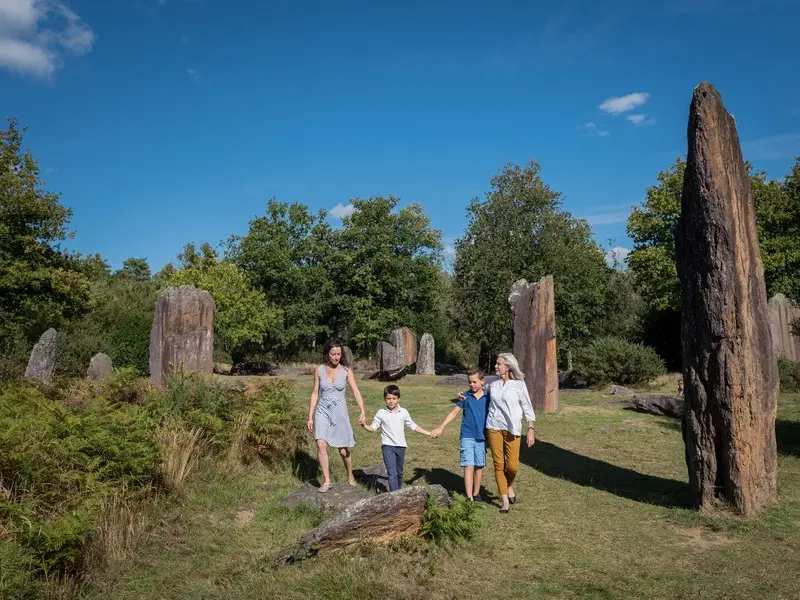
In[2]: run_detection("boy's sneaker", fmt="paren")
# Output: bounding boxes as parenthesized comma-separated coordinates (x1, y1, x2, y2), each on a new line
(473, 496, 484, 503)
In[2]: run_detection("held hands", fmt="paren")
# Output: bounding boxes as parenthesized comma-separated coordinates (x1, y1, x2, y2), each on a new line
(430, 427, 443, 438)
(358, 411, 366, 426)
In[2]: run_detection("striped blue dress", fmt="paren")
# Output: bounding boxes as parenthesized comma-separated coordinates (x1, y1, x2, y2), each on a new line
(314, 365, 356, 448)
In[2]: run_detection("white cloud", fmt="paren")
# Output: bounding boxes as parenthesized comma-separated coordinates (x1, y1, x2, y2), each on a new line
(0, 0, 95, 79)
(599, 92, 651, 115)
(581, 121, 610, 137)
(627, 113, 656, 126)
(605, 246, 631, 269)
(329, 203, 356, 219)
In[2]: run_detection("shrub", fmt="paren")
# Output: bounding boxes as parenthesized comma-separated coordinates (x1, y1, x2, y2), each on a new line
(778, 358, 800, 392)
(0, 540, 40, 600)
(572, 336, 666, 388)
(0, 383, 160, 576)
(420, 493, 479, 545)
(246, 379, 307, 465)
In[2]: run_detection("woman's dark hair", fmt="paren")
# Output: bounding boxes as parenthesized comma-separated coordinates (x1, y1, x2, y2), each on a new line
(323, 339, 342, 359)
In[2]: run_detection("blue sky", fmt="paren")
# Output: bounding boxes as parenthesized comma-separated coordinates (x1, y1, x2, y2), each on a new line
(3, 0, 800, 272)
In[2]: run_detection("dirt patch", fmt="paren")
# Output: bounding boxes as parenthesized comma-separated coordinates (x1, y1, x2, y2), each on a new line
(235, 510, 254, 524)
(676, 527, 733, 549)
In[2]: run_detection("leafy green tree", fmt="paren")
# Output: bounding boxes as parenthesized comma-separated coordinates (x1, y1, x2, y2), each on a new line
(0, 118, 91, 377)
(628, 156, 800, 311)
(331, 196, 445, 354)
(453, 160, 618, 364)
(56, 276, 158, 376)
(115, 257, 151, 280)
(169, 243, 278, 355)
(225, 200, 336, 357)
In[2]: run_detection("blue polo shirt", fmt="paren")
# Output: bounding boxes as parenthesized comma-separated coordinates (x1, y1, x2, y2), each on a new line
(456, 390, 489, 442)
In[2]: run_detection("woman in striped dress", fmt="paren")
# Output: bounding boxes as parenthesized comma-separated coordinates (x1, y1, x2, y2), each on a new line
(307, 339, 367, 492)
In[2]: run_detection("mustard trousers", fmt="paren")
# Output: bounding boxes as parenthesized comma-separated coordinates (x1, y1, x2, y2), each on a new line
(486, 429, 521, 496)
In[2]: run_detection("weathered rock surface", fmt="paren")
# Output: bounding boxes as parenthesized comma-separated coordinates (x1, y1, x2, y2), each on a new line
(24, 328, 57, 385)
(676, 82, 778, 515)
(149, 285, 215, 389)
(768, 293, 800, 363)
(627, 394, 684, 419)
(609, 385, 635, 398)
(87, 353, 113, 380)
(388, 327, 418, 373)
(341, 345, 354, 368)
(375, 340, 409, 380)
(213, 362, 232, 375)
(353, 463, 390, 493)
(508, 276, 559, 413)
(275, 484, 450, 565)
(416, 333, 435, 375)
(279, 484, 371, 511)
(434, 374, 469, 386)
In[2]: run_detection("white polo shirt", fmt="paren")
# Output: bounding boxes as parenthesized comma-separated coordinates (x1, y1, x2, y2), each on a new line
(370, 406, 418, 447)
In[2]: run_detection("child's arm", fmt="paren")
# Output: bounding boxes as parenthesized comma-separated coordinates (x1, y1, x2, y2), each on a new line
(431, 406, 462, 438)
(404, 411, 432, 436)
(361, 412, 380, 433)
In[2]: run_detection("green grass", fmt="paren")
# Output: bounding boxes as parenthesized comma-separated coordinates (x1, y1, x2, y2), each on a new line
(80, 374, 800, 600)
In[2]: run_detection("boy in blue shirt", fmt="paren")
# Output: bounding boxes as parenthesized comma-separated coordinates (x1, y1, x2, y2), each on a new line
(431, 369, 489, 502)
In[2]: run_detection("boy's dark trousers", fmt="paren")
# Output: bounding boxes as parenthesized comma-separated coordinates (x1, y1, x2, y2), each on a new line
(381, 445, 406, 491)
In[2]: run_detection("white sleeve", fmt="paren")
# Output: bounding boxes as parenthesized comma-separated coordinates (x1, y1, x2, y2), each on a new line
(520, 382, 536, 422)
(403, 409, 418, 430)
(371, 412, 382, 430)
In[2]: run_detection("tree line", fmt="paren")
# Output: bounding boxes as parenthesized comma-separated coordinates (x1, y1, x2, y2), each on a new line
(2, 116, 799, 379)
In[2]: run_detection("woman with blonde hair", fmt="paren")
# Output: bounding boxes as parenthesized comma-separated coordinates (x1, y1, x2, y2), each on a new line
(485, 352, 535, 513)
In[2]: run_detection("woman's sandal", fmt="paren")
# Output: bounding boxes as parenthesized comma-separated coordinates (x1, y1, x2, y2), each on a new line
(318, 482, 333, 493)
(348, 479, 357, 486)
(509, 496, 518, 505)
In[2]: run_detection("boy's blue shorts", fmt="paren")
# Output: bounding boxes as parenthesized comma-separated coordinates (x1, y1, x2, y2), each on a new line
(459, 437, 486, 467)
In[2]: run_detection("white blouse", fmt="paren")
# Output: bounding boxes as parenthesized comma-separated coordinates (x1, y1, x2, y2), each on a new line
(485, 378, 536, 436)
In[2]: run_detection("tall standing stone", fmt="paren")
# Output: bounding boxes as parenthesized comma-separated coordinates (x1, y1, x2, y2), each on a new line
(24, 328, 57, 385)
(389, 327, 418, 370)
(149, 285, 215, 389)
(768, 294, 800, 363)
(341, 345, 354, 369)
(676, 82, 778, 515)
(376, 341, 400, 372)
(416, 333, 435, 375)
(87, 353, 114, 380)
(508, 276, 559, 413)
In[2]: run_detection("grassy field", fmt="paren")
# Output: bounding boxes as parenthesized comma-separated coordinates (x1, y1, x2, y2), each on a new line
(82, 373, 800, 600)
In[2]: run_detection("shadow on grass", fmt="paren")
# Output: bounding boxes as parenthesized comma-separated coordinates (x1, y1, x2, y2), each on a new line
(407, 467, 499, 505)
(520, 441, 692, 508)
(291, 449, 320, 486)
(777, 420, 800, 457)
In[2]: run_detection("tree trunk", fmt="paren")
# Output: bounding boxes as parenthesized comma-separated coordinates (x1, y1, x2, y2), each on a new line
(676, 82, 778, 515)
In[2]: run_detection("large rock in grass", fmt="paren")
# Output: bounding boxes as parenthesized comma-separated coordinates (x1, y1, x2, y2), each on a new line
(375, 340, 409, 381)
(24, 328, 57, 385)
(149, 285, 215, 389)
(676, 82, 778, 515)
(416, 333, 435, 375)
(389, 327, 418, 371)
(280, 484, 371, 511)
(341, 345, 354, 369)
(768, 293, 800, 363)
(629, 394, 684, 419)
(87, 353, 113, 380)
(275, 484, 449, 565)
(508, 276, 559, 413)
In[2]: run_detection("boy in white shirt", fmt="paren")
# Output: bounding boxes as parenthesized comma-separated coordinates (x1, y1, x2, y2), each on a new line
(361, 384, 433, 492)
